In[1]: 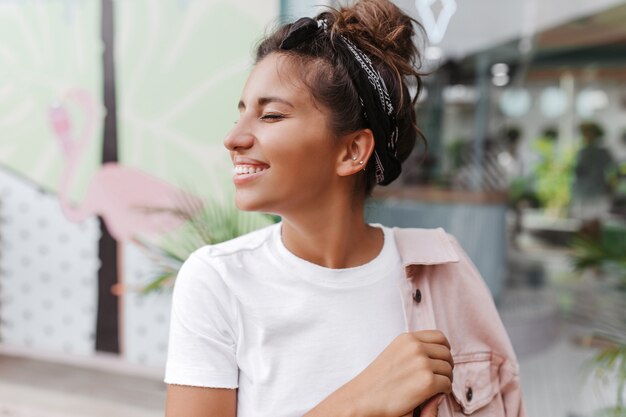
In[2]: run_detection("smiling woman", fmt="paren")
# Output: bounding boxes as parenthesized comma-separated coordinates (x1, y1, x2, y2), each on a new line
(164, 1, 527, 417)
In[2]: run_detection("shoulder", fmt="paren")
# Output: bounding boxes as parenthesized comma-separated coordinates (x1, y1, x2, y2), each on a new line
(391, 226, 461, 265)
(391, 225, 457, 244)
(191, 222, 278, 262)
(175, 222, 278, 290)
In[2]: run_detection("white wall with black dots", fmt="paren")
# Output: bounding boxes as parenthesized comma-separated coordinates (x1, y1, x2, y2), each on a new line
(121, 242, 172, 368)
(0, 166, 173, 369)
(0, 167, 100, 356)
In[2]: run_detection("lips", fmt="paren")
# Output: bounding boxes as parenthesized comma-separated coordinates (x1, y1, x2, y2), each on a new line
(233, 156, 270, 168)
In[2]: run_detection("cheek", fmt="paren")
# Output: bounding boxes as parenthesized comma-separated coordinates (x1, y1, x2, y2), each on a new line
(272, 139, 335, 185)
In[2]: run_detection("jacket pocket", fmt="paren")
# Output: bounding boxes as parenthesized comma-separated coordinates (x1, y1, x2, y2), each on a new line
(447, 352, 505, 416)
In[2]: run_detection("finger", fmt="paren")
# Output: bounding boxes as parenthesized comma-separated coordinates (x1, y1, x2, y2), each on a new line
(420, 394, 445, 417)
(412, 330, 451, 350)
(421, 342, 454, 368)
(431, 373, 453, 397)
(427, 358, 454, 382)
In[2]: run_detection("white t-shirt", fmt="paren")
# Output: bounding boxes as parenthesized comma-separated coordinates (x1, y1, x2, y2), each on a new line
(164, 221, 407, 417)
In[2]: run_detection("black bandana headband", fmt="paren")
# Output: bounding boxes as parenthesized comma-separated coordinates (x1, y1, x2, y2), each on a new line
(279, 17, 401, 186)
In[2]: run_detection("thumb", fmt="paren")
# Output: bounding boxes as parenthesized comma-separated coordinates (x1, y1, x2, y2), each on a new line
(419, 394, 445, 417)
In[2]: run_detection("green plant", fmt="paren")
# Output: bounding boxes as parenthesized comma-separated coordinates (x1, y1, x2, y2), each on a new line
(571, 231, 626, 290)
(132, 191, 279, 294)
(570, 228, 626, 415)
(581, 343, 626, 417)
(507, 175, 540, 208)
(531, 136, 578, 217)
(445, 138, 466, 172)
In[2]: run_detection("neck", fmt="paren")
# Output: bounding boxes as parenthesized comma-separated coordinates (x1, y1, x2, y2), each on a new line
(277, 193, 384, 269)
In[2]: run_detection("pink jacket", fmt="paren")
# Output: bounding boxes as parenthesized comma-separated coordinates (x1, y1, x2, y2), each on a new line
(392, 227, 527, 417)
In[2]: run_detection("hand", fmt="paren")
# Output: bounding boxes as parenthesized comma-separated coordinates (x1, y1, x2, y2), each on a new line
(345, 330, 454, 417)
(399, 394, 445, 417)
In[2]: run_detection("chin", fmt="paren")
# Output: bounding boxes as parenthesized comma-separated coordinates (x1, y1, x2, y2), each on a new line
(234, 191, 269, 213)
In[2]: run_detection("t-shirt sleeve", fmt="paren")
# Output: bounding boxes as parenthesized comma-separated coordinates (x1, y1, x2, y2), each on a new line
(164, 251, 239, 388)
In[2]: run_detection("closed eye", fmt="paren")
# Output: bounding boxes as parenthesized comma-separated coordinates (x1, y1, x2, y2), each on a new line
(260, 114, 285, 121)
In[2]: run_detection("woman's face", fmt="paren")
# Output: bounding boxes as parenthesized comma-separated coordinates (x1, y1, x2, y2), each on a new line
(224, 53, 342, 214)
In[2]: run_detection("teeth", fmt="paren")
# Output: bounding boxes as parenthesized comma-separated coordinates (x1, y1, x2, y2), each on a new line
(234, 165, 269, 175)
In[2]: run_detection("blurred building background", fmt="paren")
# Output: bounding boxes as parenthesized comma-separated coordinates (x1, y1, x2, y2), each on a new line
(0, 0, 625, 416)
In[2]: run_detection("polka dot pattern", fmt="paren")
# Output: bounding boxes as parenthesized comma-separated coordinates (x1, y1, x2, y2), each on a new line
(122, 241, 172, 367)
(0, 168, 175, 368)
(0, 169, 99, 355)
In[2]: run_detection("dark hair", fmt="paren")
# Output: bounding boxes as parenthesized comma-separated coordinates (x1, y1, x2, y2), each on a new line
(255, 0, 428, 198)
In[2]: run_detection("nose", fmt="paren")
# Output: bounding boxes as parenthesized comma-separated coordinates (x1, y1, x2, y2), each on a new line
(223, 121, 255, 152)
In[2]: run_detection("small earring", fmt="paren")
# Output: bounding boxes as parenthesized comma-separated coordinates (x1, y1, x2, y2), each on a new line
(359, 161, 364, 165)
(351, 156, 357, 161)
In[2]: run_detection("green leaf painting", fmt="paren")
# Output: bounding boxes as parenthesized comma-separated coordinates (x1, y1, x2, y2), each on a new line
(0, 1, 102, 194)
(0, 0, 278, 206)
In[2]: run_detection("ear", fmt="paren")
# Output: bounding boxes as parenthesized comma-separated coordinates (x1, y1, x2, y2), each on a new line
(336, 128, 375, 178)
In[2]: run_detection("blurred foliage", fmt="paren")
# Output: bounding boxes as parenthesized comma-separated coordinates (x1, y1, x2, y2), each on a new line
(571, 230, 626, 289)
(507, 175, 540, 209)
(571, 226, 626, 415)
(446, 138, 465, 172)
(531, 136, 578, 217)
(582, 343, 626, 417)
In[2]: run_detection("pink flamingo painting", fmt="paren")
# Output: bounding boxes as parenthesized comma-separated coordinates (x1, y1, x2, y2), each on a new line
(48, 88, 204, 243)
(48, 88, 204, 355)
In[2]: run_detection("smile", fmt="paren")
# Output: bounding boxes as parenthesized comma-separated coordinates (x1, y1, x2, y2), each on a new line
(232, 165, 269, 184)
(234, 165, 269, 175)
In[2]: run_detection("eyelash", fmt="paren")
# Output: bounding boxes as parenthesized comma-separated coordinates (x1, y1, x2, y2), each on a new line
(233, 114, 285, 125)
(260, 114, 284, 121)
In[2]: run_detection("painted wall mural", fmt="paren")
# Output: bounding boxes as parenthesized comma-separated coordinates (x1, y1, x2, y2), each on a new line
(50, 88, 202, 243)
(0, 0, 278, 366)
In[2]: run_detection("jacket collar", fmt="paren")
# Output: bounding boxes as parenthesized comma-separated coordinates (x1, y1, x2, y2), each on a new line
(392, 227, 460, 266)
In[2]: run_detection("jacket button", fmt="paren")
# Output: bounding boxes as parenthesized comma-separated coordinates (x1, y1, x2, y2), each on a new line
(412, 289, 422, 304)
(466, 387, 473, 402)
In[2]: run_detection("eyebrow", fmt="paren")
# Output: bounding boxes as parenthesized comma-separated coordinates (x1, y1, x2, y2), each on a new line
(237, 96, 295, 110)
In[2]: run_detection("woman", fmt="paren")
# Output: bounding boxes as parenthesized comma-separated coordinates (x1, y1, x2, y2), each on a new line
(164, 1, 526, 416)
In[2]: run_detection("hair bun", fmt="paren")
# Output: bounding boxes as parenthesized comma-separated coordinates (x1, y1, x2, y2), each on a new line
(326, 0, 423, 74)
